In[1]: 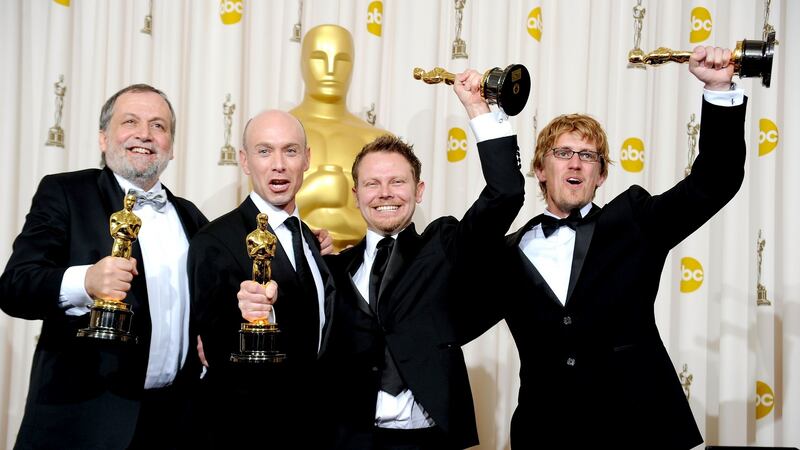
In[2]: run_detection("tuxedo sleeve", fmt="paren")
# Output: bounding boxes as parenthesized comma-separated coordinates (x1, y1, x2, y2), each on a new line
(0, 175, 72, 320)
(448, 135, 525, 343)
(632, 97, 748, 250)
(188, 230, 245, 371)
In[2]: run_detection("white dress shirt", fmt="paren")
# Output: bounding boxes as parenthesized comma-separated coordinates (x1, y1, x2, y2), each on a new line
(249, 192, 326, 351)
(59, 174, 191, 389)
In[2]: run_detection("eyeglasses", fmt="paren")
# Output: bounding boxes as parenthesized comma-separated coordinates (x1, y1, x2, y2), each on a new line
(550, 147, 602, 163)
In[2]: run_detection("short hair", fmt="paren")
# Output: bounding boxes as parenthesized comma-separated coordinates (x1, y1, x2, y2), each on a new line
(533, 113, 612, 196)
(351, 135, 421, 186)
(99, 84, 176, 140)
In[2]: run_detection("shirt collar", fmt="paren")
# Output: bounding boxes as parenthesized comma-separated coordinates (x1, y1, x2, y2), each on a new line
(248, 191, 300, 230)
(365, 229, 397, 259)
(113, 173, 164, 196)
(543, 202, 593, 220)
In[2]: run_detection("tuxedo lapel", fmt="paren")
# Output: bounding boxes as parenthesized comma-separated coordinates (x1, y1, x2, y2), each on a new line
(511, 217, 563, 308)
(378, 224, 422, 318)
(96, 168, 151, 344)
(565, 204, 601, 304)
(343, 240, 373, 318)
(300, 222, 335, 356)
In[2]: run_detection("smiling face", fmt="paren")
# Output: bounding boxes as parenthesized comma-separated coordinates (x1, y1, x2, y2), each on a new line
(240, 110, 310, 214)
(99, 91, 174, 191)
(353, 151, 424, 236)
(534, 131, 607, 217)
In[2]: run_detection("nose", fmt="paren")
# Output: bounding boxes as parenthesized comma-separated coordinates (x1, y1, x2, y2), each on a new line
(134, 122, 153, 141)
(271, 151, 287, 172)
(566, 152, 583, 169)
(326, 53, 336, 75)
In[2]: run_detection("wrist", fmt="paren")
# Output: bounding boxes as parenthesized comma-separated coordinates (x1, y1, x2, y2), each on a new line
(704, 81, 734, 91)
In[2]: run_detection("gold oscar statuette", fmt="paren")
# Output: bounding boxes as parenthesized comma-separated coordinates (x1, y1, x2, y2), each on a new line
(451, 0, 468, 59)
(291, 24, 391, 251)
(679, 363, 693, 399)
(290, 0, 303, 42)
(685, 113, 700, 178)
(76, 193, 141, 343)
(230, 213, 286, 363)
(218, 93, 237, 165)
(140, 0, 152, 35)
(628, 31, 777, 88)
(756, 230, 771, 306)
(46, 74, 67, 148)
(413, 64, 532, 116)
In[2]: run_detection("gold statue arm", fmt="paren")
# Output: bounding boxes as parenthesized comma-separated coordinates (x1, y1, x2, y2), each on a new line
(413, 67, 455, 85)
(628, 47, 692, 66)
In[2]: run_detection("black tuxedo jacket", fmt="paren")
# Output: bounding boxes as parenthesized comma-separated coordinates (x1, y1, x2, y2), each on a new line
(188, 196, 336, 447)
(326, 135, 524, 449)
(484, 99, 748, 449)
(0, 166, 208, 450)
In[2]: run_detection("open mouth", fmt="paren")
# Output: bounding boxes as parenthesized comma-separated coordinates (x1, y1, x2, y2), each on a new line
(269, 179, 290, 192)
(375, 205, 399, 212)
(566, 177, 583, 186)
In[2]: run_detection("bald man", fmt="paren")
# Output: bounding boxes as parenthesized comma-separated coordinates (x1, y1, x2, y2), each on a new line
(188, 110, 336, 448)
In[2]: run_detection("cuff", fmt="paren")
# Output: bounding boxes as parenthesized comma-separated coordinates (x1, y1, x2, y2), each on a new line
(703, 87, 745, 107)
(58, 265, 93, 316)
(469, 110, 514, 142)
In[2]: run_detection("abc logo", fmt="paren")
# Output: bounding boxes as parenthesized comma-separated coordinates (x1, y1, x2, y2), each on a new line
(756, 381, 775, 420)
(53, 0, 70, 6)
(680, 257, 704, 293)
(527, 7, 543, 42)
(447, 128, 468, 163)
(219, 0, 244, 25)
(689, 7, 712, 43)
(759, 118, 779, 156)
(367, 1, 383, 37)
(620, 137, 645, 173)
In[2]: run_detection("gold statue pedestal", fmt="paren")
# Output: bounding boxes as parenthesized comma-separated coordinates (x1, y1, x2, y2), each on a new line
(46, 126, 64, 148)
(230, 321, 286, 363)
(77, 299, 137, 343)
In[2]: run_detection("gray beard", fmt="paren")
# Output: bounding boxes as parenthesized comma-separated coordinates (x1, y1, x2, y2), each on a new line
(106, 154, 168, 190)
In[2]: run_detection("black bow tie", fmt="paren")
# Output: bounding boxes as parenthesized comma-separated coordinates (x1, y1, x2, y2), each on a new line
(540, 209, 583, 238)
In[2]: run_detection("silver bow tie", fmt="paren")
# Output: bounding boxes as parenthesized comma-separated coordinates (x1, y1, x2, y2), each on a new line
(129, 189, 167, 212)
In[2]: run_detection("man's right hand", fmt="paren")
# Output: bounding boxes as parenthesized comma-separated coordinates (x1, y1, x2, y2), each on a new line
(237, 280, 277, 323)
(84, 256, 138, 301)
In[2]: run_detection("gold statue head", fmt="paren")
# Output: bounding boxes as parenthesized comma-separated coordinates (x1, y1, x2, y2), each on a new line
(256, 212, 268, 230)
(123, 193, 137, 211)
(301, 24, 354, 103)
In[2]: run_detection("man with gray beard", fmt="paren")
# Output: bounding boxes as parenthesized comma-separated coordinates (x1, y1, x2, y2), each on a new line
(0, 84, 208, 449)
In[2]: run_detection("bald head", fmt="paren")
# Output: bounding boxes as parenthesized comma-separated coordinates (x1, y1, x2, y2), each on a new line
(242, 110, 307, 152)
(239, 109, 311, 214)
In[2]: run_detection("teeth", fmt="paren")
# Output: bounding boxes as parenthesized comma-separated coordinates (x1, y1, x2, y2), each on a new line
(129, 147, 151, 154)
(376, 205, 398, 212)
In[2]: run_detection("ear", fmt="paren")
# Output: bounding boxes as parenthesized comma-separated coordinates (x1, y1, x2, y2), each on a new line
(415, 180, 425, 203)
(534, 165, 546, 184)
(239, 149, 250, 176)
(303, 146, 311, 172)
(99, 131, 108, 154)
(596, 171, 607, 188)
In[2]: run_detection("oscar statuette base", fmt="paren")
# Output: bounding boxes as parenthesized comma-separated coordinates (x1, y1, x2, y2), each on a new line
(230, 322, 286, 364)
(76, 299, 137, 343)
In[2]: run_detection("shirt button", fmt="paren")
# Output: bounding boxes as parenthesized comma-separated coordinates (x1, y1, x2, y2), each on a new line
(563, 316, 573, 325)
(566, 357, 576, 366)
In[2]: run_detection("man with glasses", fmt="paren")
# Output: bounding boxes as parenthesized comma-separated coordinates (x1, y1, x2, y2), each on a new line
(472, 46, 747, 448)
